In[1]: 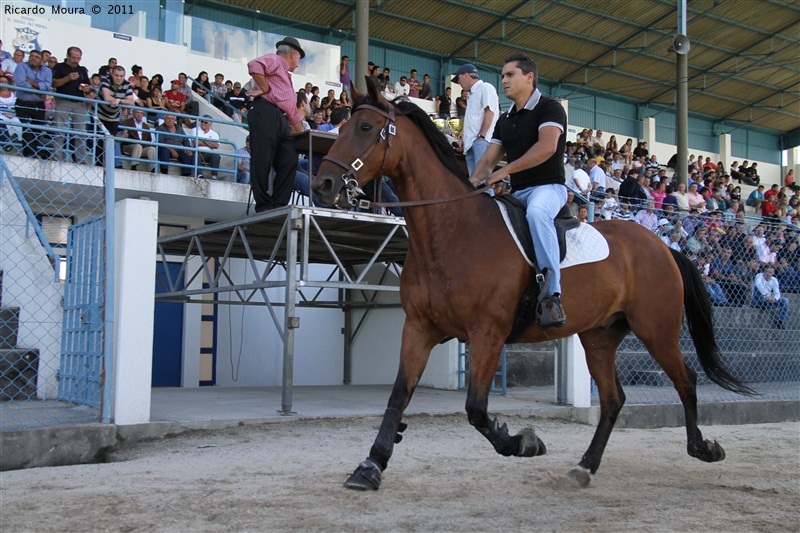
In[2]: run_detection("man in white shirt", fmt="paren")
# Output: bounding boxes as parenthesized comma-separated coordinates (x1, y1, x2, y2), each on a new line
(394, 76, 410, 98)
(571, 159, 591, 197)
(188, 114, 220, 179)
(587, 157, 607, 198)
(634, 200, 659, 233)
(451, 63, 499, 174)
(591, 129, 605, 155)
(751, 265, 790, 329)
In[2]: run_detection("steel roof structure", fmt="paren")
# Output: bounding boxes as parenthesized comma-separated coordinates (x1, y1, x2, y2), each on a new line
(198, 0, 799, 137)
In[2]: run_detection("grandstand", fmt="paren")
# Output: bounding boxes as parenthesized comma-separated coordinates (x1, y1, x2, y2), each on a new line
(0, 1, 798, 432)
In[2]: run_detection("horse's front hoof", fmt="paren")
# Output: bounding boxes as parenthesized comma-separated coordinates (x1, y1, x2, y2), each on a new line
(515, 428, 547, 457)
(343, 459, 382, 490)
(689, 439, 726, 463)
(567, 467, 591, 488)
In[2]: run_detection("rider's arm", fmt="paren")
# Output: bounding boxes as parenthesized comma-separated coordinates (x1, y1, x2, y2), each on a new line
(469, 142, 505, 187)
(484, 125, 560, 186)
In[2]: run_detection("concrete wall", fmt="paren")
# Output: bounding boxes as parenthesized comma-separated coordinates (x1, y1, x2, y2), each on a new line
(0, 176, 63, 399)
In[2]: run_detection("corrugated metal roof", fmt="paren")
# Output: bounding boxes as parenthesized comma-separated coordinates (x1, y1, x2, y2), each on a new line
(204, 0, 800, 134)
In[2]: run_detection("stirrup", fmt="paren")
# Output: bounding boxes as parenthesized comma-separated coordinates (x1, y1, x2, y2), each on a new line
(537, 294, 566, 329)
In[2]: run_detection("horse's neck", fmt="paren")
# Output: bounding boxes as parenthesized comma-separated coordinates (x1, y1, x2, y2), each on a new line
(391, 146, 486, 255)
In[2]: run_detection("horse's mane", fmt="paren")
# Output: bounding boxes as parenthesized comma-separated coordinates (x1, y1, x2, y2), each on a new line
(352, 96, 471, 185)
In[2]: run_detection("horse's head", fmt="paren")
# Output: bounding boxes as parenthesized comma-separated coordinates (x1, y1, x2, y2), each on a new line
(312, 78, 400, 208)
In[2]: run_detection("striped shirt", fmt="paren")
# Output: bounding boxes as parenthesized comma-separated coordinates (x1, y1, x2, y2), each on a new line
(97, 79, 133, 122)
(247, 53, 301, 126)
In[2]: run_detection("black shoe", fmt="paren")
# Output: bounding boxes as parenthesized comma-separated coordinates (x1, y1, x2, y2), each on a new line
(537, 294, 566, 329)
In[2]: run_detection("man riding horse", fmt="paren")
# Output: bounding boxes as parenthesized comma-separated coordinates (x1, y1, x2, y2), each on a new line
(469, 53, 568, 328)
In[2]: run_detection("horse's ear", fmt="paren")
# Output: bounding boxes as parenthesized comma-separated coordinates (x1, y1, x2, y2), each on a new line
(350, 81, 362, 101)
(364, 75, 390, 107)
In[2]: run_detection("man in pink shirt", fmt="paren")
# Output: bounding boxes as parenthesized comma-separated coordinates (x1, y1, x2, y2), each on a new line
(247, 36, 306, 212)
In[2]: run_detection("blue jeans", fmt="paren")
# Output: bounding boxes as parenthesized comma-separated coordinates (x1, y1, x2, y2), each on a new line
(513, 184, 568, 295)
(237, 171, 250, 184)
(706, 282, 729, 305)
(465, 138, 489, 175)
(751, 291, 790, 326)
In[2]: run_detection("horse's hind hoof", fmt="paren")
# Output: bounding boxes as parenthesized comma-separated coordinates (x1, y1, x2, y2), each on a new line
(343, 459, 382, 490)
(567, 467, 591, 488)
(515, 428, 547, 457)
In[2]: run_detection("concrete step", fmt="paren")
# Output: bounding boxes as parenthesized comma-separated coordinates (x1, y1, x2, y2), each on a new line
(0, 307, 20, 349)
(616, 351, 800, 384)
(0, 348, 39, 401)
(505, 342, 556, 387)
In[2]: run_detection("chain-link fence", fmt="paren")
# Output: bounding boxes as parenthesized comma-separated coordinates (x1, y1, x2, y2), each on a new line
(589, 201, 800, 404)
(1, 86, 113, 430)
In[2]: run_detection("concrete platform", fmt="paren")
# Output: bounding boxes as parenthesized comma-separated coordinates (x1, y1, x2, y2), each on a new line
(2, 385, 797, 471)
(149, 385, 562, 426)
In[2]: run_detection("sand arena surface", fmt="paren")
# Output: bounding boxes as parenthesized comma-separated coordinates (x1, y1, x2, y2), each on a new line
(2, 415, 798, 531)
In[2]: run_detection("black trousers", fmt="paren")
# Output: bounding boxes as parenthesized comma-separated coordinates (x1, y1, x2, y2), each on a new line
(248, 98, 297, 212)
(14, 100, 46, 157)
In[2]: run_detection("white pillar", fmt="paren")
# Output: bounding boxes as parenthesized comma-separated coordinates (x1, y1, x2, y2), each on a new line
(558, 334, 591, 407)
(642, 117, 656, 146)
(719, 133, 732, 169)
(113, 198, 158, 425)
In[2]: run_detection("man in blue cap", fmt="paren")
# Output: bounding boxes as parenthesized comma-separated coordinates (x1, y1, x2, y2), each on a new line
(451, 63, 499, 175)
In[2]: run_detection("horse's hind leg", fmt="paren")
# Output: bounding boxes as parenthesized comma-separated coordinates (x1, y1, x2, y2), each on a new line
(638, 336, 726, 463)
(466, 336, 546, 458)
(569, 322, 631, 487)
(343, 317, 440, 491)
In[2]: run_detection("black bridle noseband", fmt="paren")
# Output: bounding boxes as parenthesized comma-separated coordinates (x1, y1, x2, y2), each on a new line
(321, 103, 397, 207)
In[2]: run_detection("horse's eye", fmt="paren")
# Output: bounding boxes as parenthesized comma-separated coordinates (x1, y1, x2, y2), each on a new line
(360, 122, 372, 132)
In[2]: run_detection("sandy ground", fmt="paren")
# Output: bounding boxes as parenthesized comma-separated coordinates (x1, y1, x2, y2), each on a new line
(1, 415, 798, 532)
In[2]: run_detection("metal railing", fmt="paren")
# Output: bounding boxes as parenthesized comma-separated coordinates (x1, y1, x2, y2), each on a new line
(0, 83, 250, 182)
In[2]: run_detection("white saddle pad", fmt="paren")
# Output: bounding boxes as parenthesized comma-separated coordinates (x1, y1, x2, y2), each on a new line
(497, 202, 609, 269)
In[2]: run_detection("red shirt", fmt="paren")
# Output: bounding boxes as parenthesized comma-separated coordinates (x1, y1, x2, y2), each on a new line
(761, 200, 776, 217)
(164, 89, 185, 111)
(247, 53, 302, 126)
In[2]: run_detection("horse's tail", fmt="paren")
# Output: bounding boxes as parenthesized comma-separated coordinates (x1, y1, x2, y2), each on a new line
(669, 248, 756, 396)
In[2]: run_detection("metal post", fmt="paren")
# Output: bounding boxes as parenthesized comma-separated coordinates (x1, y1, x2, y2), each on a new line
(675, 0, 689, 187)
(555, 338, 567, 405)
(280, 210, 300, 415)
(676, 52, 689, 187)
(101, 135, 116, 424)
(355, 0, 369, 94)
(343, 293, 353, 385)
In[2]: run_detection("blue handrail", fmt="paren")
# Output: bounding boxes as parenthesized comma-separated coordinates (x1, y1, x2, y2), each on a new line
(0, 157, 61, 281)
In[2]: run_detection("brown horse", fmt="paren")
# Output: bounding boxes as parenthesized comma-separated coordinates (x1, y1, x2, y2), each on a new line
(312, 82, 753, 490)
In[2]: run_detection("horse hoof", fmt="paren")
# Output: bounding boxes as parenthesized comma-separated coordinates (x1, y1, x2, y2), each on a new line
(689, 440, 726, 463)
(343, 460, 382, 491)
(567, 467, 591, 488)
(515, 428, 547, 457)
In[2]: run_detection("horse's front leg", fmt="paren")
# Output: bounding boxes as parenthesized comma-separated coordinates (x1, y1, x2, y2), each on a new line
(466, 337, 546, 458)
(343, 317, 440, 491)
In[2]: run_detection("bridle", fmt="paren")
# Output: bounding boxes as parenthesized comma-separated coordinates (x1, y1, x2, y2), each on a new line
(321, 103, 397, 207)
(320, 101, 498, 209)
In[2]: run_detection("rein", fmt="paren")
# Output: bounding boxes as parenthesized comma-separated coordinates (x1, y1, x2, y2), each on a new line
(322, 101, 493, 210)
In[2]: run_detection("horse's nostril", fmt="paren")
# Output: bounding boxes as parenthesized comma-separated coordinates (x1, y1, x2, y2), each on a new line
(318, 179, 332, 193)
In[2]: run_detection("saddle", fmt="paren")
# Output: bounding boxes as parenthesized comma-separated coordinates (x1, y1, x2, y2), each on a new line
(494, 195, 579, 341)
(494, 194, 580, 263)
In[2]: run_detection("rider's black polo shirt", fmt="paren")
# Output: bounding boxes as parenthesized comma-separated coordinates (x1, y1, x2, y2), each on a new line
(491, 89, 566, 191)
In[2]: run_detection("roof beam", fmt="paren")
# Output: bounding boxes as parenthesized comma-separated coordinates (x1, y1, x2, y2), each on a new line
(662, 0, 800, 42)
(557, 0, 799, 74)
(444, 0, 531, 60)
(643, 17, 800, 106)
(718, 80, 800, 123)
